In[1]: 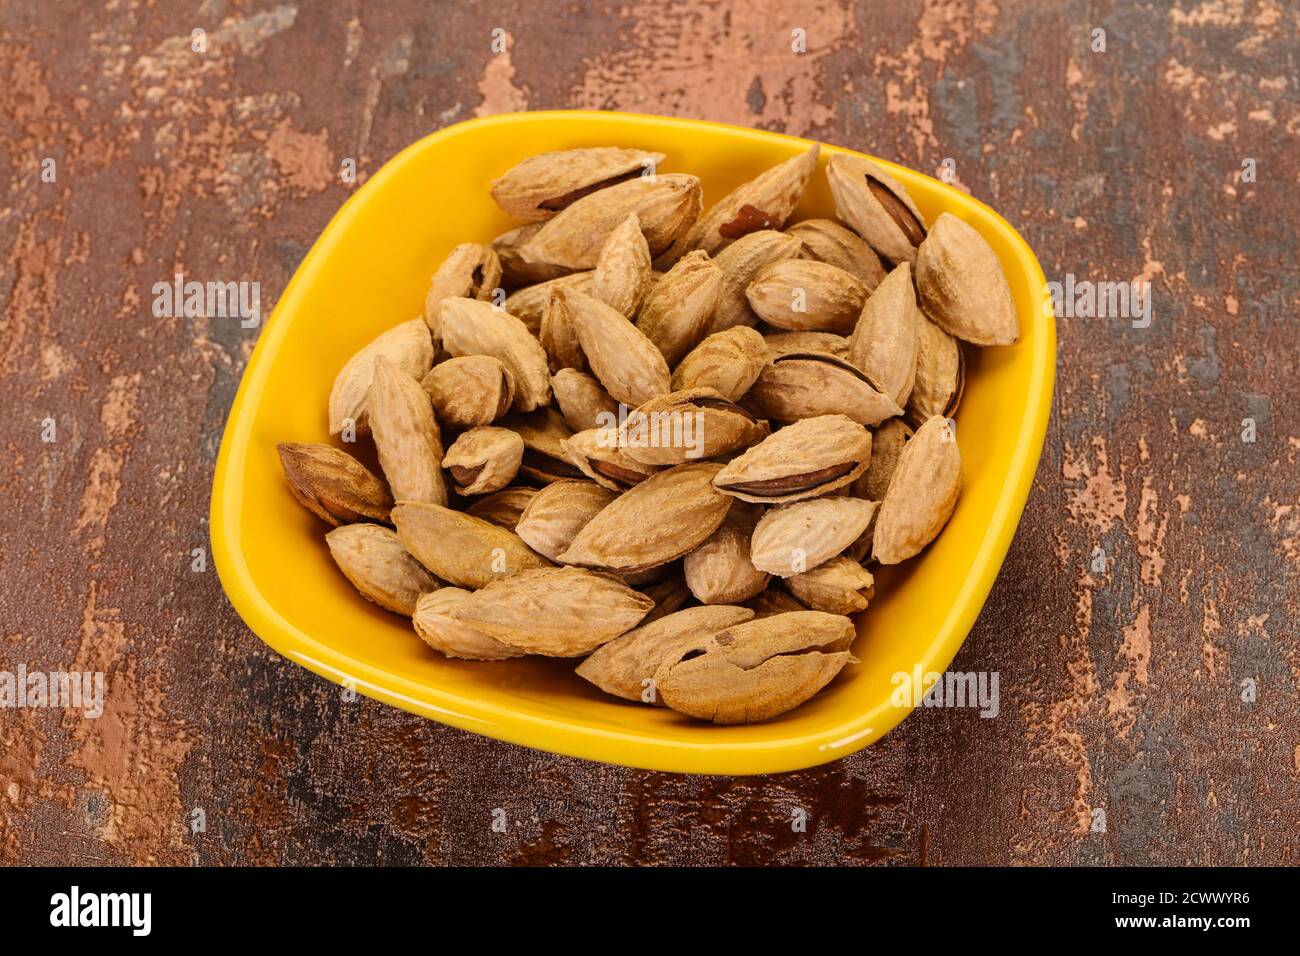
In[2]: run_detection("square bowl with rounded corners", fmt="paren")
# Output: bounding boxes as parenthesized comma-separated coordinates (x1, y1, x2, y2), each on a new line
(211, 110, 1054, 776)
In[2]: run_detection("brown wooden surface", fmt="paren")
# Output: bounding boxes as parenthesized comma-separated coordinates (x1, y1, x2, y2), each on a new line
(2, 1, 1297, 866)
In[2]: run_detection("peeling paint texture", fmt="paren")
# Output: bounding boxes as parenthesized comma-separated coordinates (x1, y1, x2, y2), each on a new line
(1, 1, 1297, 866)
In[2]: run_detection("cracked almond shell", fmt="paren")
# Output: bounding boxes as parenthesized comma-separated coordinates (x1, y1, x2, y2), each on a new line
(653, 610, 856, 723)
(562, 428, 661, 492)
(558, 462, 733, 572)
(424, 243, 502, 340)
(619, 387, 769, 465)
(763, 330, 851, 360)
(671, 143, 819, 259)
(490, 147, 666, 221)
(713, 414, 872, 504)
(519, 173, 702, 270)
(915, 212, 1019, 346)
(577, 605, 756, 702)
(746, 352, 903, 425)
(504, 407, 585, 483)
(442, 426, 524, 496)
(446, 566, 655, 657)
(326, 523, 440, 616)
(826, 153, 928, 265)
(872, 415, 961, 564)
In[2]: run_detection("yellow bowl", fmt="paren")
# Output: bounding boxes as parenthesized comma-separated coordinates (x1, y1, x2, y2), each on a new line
(211, 110, 1054, 775)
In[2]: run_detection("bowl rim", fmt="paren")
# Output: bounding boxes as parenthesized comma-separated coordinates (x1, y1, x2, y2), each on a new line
(210, 109, 1055, 775)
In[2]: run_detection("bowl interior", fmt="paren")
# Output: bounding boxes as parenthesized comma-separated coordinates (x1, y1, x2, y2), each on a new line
(212, 111, 1053, 774)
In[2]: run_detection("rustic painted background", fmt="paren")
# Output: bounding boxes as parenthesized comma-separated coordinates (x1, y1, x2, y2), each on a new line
(2, 0, 1297, 866)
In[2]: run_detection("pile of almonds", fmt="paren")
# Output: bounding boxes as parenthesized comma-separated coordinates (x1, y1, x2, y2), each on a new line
(277, 141, 1019, 725)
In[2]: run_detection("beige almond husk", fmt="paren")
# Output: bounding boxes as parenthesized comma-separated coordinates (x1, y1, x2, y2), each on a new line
(745, 259, 868, 334)
(848, 261, 921, 408)
(503, 407, 585, 483)
(563, 289, 671, 408)
(654, 610, 856, 724)
(421, 355, 515, 430)
(683, 503, 770, 605)
(705, 230, 804, 336)
(786, 556, 875, 614)
(746, 352, 903, 426)
(412, 588, 527, 660)
(713, 414, 872, 504)
(369, 355, 448, 506)
(276, 442, 393, 526)
(328, 319, 434, 436)
(442, 426, 524, 496)
(538, 288, 588, 373)
(490, 147, 666, 221)
(492, 222, 570, 286)
(326, 524, 440, 616)
(636, 250, 724, 365)
(576, 605, 756, 703)
(439, 297, 552, 412)
(852, 417, 911, 501)
(520, 173, 702, 270)
(592, 213, 652, 317)
(465, 486, 538, 529)
(764, 330, 851, 360)
(788, 218, 886, 287)
(562, 428, 661, 492)
(620, 388, 769, 466)
(671, 326, 768, 400)
(750, 497, 879, 577)
(551, 368, 619, 433)
(872, 415, 961, 564)
(392, 501, 550, 588)
(515, 479, 617, 562)
(915, 212, 1019, 346)
(670, 143, 820, 260)
(424, 243, 502, 340)
(825, 153, 928, 265)
(506, 271, 593, 336)
(906, 315, 965, 427)
(558, 462, 733, 572)
(446, 566, 655, 657)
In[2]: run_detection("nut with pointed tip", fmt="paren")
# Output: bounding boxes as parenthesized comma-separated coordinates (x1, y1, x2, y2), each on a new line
(826, 153, 927, 265)
(745, 259, 868, 334)
(620, 387, 769, 466)
(671, 326, 768, 400)
(276, 442, 392, 526)
(915, 212, 1019, 346)
(746, 352, 902, 425)
(439, 297, 553, 412)
(490, 147, 666, 221)
(424, 243, 502, 340)
(328, 319, 433, 436)
(713, 415, 872, 504)
(326, 524, 440, 616)
(788, 218, 886, 287)
(442, 426, 524, 496)
(422, 355, 515, 430)
(848, 262, 921, 408)
(872, 415, 962, 564)
(562, 427, 662, 492)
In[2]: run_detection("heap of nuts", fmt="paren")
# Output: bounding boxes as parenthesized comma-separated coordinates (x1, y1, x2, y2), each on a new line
(276, 141, 1019, 724)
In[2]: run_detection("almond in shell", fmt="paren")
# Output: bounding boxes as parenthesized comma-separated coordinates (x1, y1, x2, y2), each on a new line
(506, 271, 593, 336)
(745, 259, 868, 334)
(562, 428, 661, 492)
(763, 330, 851, 360)
(276, 442, 393, 526)
(746, 352, 902, 426)
(576, 605, 756, 702)
(465, 486, 538, 529)
(326, 523, 440, 616)
(424, 243, 502, 340)
(558, 462, 733, 572)
(682, 503, 770, 605)
(620, 388, 769, 466)
(785, 556, 875, 614)
(421, 355, 515, 429)
(872, 415, 961, 564)
(788, 218, 886, 287)
(826, 153, 927, 265)
(671, 326, 768, 400)
(369, 355, 448, 506)
(713, 414, 872, 504)
(446, 566, 655, 657)
(592, 213, 652, 317)
(392, 502, 550, 589)
(490, 147, 666, 221)
(906, 315, 964, 427)
(563, 289, 671, 408)
(515, 479, 617, 562)
(847, 261, 920, 408)
(705, 229, 804, 335)
(636, 250, 724, 365)
(551, 368, 619, 433)
(915, 212, 1019, 346)
(654, 610, 856, 723)
(750, 497, 878, 577)
(852, 417, 911, 501)
(442, 426, 524, 496)
(412, 588, 527, 660)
